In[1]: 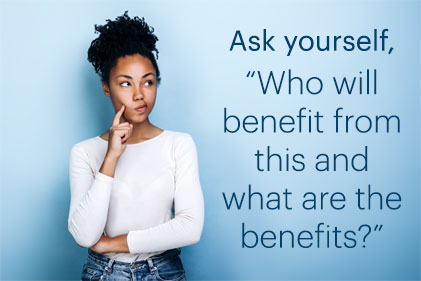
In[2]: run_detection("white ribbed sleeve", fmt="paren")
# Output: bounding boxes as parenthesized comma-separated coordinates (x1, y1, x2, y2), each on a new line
(67, 145, 114, 248)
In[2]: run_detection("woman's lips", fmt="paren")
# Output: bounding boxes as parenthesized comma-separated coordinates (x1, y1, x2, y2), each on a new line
(135, 105, 147, 113)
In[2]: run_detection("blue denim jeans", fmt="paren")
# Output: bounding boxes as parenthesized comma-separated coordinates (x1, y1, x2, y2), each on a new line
(81, 248, 186, 281)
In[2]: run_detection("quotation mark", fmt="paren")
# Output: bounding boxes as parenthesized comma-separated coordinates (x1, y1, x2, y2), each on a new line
(373, 224, 383, 231)
(246, 71, 256, 78)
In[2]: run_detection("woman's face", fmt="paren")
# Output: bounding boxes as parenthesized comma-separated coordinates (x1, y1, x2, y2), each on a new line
(102, 54, 157, 124)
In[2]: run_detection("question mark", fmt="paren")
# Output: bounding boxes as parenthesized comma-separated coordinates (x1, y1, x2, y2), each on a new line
(358, 224, 371, 248)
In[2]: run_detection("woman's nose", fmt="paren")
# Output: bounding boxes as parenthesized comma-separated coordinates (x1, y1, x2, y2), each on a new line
(133, 88, 144, 100)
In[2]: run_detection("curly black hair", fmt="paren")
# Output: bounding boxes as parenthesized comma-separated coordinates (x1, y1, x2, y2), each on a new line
(87, 11, 161, 86)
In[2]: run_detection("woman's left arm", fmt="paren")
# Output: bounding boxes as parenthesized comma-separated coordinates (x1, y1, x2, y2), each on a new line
(91, 134, 205, 254)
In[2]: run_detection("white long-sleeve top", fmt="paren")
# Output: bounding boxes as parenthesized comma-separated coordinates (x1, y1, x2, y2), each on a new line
(67, 130, 204, 262)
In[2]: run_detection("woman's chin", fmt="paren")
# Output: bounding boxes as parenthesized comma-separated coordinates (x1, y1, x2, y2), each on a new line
(129, 115, 148, 124)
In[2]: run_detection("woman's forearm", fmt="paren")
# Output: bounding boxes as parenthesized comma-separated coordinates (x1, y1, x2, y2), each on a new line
(99, 153, 120, 178)
(90, 233, 130, 254)
(106, 234, 130, 253)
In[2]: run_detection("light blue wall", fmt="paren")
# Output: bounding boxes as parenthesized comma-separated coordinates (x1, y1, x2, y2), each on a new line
(0, 0, 419, 280)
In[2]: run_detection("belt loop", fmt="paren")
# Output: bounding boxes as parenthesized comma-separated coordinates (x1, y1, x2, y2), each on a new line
(147, 257, 157, 274)
(104, 259, 115, 274)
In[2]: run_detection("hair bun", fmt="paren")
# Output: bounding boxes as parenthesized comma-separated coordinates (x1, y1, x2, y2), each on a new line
(87, 10, 162, 84)
(93, 10, 159, 59)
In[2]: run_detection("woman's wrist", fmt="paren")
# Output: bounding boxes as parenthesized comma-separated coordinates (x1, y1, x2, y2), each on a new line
(105, 151, 120, 161)
(106, 234, 130, 253)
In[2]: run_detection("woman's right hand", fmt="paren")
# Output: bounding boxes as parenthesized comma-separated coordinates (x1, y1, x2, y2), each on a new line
(106, 104, 133, 159)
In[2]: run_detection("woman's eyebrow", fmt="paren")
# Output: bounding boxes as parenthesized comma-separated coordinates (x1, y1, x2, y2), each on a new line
(116, 73, 155, 79)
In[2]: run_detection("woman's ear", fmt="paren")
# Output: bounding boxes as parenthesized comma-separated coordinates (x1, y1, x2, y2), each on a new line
(102, 81, 111, 97)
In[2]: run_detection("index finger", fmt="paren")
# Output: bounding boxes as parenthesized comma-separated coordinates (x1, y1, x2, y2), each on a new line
(112, 104, 125, 126)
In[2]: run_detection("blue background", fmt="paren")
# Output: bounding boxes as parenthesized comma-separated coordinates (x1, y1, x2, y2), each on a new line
(0, 0, 419, 280)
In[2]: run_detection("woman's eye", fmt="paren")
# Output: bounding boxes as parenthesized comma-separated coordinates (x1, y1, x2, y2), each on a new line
(145, 80, 154, 86)
(120, 82, 130, 87)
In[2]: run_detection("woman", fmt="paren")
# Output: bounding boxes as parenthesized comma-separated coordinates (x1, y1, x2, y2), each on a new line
(68, 11, 204, 281)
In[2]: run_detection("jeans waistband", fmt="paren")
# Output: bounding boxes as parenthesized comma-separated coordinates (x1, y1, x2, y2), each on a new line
(86, 248, 181, 274)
